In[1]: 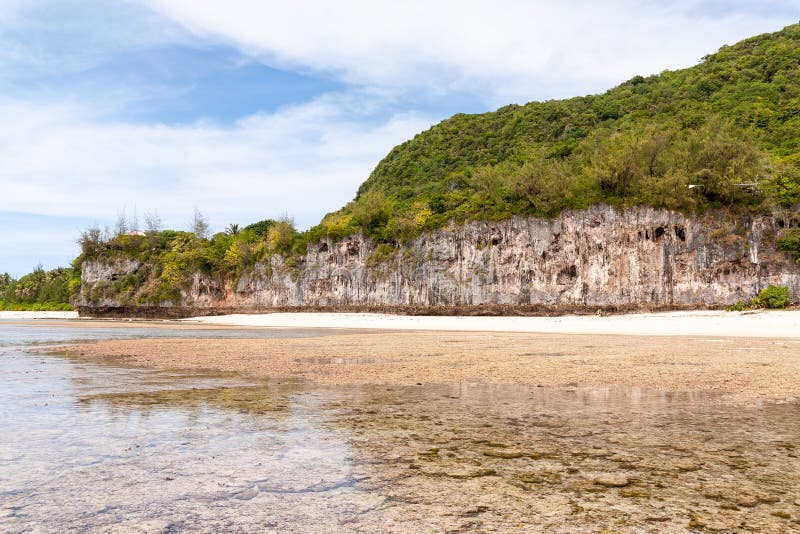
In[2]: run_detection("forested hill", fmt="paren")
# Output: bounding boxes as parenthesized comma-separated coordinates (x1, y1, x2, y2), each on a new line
(68, 23, 800, 309)
(305, 23, 800, 245)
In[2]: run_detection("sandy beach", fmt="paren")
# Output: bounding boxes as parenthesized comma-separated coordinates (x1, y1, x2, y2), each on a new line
(183, 309, 800, 338)
(8, 308, 799, 337)
(65, 327, 800, 404)
(12, 309, 793, 404)
(0, 311, 78, 320)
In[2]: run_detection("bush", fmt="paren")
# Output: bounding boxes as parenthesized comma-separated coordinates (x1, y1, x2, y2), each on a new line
(724, 300, 751, 312)
(726, 284, 791, 310)
(242, 219, 275, 238)
(777, 228, 800, 261)
(267, 218, 298, 254)
(757, 285, 790, 309)
(367, 243, 397, 266)
(770, 166, 800, 207)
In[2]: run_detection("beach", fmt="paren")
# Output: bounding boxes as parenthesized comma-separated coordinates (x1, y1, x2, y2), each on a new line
(58, 309, 800, 405)
(182, 309, 800, 338)
(6, 318, 800, 532)
(0, 311, 78, 320)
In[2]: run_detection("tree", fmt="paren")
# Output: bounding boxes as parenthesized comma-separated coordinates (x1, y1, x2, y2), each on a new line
(78, 225, 105, 256)
(191, 208, 210, 239)
(114, 210, 129, 237)
(131, 207, 140, 233)
(144, 210, 163, 234)
(225, 223, 240, 236)
(350, 190, 391, 234)
(267, 216, 298, 253)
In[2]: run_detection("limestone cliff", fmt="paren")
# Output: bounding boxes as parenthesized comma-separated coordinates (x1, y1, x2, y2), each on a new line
(76, 206, 800, 312)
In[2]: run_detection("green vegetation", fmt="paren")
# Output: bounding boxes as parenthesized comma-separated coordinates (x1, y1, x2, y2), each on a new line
(0, 267, 74, 311)
(302, 24, 800, 247)
(67, 24, 800, 304)
(725, 284, 790, 311)
(777, 228, 800, 261)
(758, 284, 791, 308)
(73, 218, 305, 304)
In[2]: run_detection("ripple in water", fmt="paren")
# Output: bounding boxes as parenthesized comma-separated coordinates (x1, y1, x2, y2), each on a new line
(1, 322, 799, 532)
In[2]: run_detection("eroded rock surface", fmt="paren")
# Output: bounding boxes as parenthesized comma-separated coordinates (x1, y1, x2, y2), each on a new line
(78, 206, 800, 309)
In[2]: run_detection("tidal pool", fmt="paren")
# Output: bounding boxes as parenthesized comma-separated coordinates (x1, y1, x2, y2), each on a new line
(1, 321, 799, 532)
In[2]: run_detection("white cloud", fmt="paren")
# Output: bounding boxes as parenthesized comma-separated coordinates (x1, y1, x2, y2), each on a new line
(140, 0, 799, 104)
(0, 93, 433, 233)
(1, 0, 798, 274)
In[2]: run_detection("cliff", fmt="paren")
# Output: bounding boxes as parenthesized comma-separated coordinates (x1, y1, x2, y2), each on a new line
(74, 25, 800, 316)
(76, 206, 800, 314)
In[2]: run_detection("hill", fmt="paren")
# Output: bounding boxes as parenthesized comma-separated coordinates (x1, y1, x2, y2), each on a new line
(70, 23, 800, 309)
(305, 23, 800, 245)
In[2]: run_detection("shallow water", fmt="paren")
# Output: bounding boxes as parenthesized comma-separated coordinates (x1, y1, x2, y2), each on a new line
(1, 322, 800, 532)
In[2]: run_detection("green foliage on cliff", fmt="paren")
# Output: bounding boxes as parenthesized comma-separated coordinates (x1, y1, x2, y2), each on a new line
(777, 227, 800, 261)
(0, 267, 74, 310)
(72, 24, 800, 304)
(74, 218, 297, 304)
(307, 23, 800, 245)
(726, 284, 790, 311)
(758, 284, 791, 308)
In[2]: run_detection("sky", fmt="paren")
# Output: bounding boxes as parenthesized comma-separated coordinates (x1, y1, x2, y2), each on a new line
(1, 1, 799, 276)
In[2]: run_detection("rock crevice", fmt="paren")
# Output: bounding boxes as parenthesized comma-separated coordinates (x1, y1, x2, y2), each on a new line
(78, 206, 800, 310)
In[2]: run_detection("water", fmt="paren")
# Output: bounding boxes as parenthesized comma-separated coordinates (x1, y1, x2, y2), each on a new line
(1, 321, 800, 532)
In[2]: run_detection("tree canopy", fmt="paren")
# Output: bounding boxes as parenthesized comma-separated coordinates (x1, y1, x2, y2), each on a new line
(302, 23, 800, 245)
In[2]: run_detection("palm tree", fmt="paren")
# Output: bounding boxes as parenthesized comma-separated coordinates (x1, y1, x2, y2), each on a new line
(226, 223, 240, 236)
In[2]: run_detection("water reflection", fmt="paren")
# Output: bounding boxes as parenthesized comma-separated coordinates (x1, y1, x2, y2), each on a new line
(80, 385, 297, 416)
(1, 323, 799, 532)
(1, 354, 360, 532)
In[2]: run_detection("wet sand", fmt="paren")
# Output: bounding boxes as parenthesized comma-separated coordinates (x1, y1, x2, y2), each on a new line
(64, 330, 800, 404)
(8, 321, 800, 531)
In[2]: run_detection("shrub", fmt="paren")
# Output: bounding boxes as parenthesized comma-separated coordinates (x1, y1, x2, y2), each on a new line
(757, 285, 790, 309)
(242, 219, 275, 238)
(770, 166, 800, 207)
(724, 300, 751, 312)
(367, 243, 397, 266)
(777, 228, 800, 261)
(321, 212, 356, 241)
(726, 284, 791, 310)
(349, 190, 391, 234)
(267, 218, 298, 254)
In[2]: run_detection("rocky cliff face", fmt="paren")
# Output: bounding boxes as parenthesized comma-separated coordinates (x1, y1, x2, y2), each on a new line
(79, 258, 142, 307)
(78, 206, 800, 310)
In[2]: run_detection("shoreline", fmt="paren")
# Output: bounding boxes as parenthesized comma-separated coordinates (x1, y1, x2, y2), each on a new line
(0, 311, 78, 320)
(6, 308, 800, 338)
(76, 303, 735, 320)
(14, 309, 800, 404)
(61, 329, 800, 405)
(183, 309, 800, 338)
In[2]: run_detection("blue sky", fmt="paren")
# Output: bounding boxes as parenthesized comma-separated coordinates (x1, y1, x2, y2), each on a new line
(1, 0, 799, 276)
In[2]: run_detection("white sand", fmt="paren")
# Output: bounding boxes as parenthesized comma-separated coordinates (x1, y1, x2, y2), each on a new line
(185, 310, 800, 338)
(0, 311, 79, 320)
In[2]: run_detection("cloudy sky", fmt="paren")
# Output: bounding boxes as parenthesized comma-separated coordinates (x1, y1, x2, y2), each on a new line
(1, 1, 799, 276)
